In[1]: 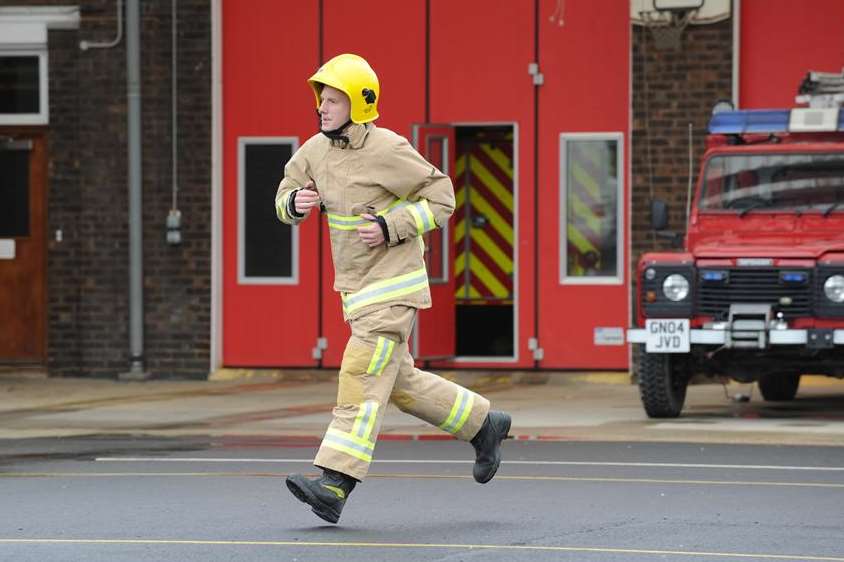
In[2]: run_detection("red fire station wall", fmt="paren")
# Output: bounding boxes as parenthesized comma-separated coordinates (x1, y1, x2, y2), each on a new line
(537, 0, 630, 369)
(222, 0, 321, 365)
(740, 0, 844, 108)
(318, 0, 427, 367)
(429, 0, 537, 368)
(222, 0, 629, 369)
(223, 0, 427, 367)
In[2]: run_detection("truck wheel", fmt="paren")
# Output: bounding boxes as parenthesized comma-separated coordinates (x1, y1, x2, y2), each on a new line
(758, 374, 801, 401)
(637, 346, 689, 418)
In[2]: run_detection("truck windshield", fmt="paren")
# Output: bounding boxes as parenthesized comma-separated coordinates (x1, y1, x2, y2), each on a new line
(699, 153, 844, 214)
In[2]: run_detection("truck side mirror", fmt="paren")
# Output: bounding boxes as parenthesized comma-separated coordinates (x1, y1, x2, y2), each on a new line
(651, 199, 669, 231)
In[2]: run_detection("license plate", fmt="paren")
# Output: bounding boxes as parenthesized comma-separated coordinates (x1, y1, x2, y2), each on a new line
(645, 319, 690, 353)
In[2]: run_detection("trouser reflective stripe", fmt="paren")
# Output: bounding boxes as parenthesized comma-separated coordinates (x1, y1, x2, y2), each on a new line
(439, 387, 475, 434)
(322, 427, 375, 463)
(351, 400, 379, 441)
(315, 306, 491, 481)
(407, 199, 436, 235)
(367, 337, 396, 376)
(342, 267, 429, 315)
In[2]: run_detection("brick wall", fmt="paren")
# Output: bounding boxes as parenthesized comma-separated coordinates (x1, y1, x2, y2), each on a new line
(631, 19, 733, 315)
(8, 3, 729, 376)
(13, 0, 212, 378)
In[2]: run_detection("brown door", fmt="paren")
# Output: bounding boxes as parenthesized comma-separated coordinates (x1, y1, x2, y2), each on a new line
(0, 133, 46, 362)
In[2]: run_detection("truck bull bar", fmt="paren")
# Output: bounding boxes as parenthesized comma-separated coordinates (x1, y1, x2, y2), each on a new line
(627, 327, 844, 349)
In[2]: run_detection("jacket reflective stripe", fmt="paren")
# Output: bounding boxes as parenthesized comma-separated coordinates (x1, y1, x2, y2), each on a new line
(407, 199, 436, 235)
(327, 214, 368, 230)
(367, 337, 396, 376)
(342, 267, 429, 314)
(327, 200, 411, 231)
(378, 199, 411, 215)
(351, 400, 379, 442)
(439, 388, 474, 434)
(322, 428, 374, 463)
(275, 193, 290, 222)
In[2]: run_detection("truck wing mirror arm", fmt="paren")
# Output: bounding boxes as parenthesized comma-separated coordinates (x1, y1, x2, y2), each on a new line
(651, 199, 669, 231)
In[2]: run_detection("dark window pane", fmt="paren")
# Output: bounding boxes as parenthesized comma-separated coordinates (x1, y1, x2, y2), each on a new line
(244, 143, 294, 278)
(0, 148, 30, 237)
(0, 56, 40, 114)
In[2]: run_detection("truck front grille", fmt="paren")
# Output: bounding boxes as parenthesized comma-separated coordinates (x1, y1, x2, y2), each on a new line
(696, 268, 813, 320)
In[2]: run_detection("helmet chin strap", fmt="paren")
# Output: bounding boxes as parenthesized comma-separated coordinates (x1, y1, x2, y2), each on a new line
(320, 116, 353, 143)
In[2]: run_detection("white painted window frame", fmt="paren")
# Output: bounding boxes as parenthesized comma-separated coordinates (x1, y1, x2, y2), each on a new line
(559, 132, 624, 286)
(0, 49, 49, 125)
(237, 136, 300, 285)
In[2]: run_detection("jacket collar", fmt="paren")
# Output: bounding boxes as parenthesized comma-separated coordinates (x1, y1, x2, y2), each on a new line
(328, 122, 371, 150)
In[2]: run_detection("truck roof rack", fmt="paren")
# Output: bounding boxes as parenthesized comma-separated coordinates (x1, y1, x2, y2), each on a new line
(796, 69, 844, 108)
(708, 70, 844, 134)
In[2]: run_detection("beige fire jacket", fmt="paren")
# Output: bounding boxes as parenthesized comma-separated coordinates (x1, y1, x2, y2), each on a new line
(275, 123, 455, 320)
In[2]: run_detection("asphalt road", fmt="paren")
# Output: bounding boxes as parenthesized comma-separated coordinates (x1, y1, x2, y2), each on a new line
(2, 438, 843, 561)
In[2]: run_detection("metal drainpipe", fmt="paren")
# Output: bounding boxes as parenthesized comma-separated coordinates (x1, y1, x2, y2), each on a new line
(121, 0, 148, 380)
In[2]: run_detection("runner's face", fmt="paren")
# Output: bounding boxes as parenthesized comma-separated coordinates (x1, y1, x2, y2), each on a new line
(318, 86, 351, 131)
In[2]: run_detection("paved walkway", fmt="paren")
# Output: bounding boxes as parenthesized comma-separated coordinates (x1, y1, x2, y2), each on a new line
(2, 369, 844, 446)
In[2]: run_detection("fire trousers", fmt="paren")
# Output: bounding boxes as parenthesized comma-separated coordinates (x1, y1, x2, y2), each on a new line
(313, 305, 491, 481)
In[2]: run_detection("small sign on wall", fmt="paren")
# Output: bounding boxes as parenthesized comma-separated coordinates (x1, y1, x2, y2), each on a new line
(594, 327, 625, 346)
(0, 239, 15, 259)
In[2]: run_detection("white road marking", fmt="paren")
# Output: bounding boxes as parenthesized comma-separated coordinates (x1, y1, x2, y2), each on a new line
(0, 538, 843, 561)
(95, 457, 844, 472)
(5, 471, 844, 488)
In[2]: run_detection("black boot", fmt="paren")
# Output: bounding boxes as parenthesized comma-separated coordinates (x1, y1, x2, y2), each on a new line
(286, 468, 357, 524)
(470, 411, 512, 483)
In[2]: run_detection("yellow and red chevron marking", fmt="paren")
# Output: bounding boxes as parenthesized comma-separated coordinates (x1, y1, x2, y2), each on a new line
(454, 141, 514, 301)
(566, 142, 608, 276)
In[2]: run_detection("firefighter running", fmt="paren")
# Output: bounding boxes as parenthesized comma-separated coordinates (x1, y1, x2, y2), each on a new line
(275, 53, 512, 524)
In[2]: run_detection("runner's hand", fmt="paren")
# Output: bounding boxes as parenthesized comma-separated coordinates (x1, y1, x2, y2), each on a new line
(294, 181, 320, 216)
(357, 214, 385, 247)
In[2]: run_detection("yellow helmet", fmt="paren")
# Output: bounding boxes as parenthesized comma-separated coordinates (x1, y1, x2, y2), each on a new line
(308, 53, 380, 124)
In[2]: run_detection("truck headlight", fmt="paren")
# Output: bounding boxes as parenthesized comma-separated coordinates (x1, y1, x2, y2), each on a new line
(823, 275, 844, 303)
(663, 274, 690, 301)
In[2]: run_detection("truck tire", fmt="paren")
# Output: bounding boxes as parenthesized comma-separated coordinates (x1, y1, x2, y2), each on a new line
(637, 346, 688, 418)
(758, 374, 800, 401)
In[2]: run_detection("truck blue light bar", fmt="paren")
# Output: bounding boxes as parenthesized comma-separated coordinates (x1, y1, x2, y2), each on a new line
(709, 109, 844, 134)
(708, 110, 790, 134)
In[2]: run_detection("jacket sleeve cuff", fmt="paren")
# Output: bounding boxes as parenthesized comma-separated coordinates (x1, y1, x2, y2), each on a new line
(287, 189, 305, 219)
(375, 215, 390, 246)
(384, 214, 405, 247)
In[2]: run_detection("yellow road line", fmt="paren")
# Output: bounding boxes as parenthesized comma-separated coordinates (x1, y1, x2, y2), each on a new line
(0, 538, 841, 560)
(3, 471, 844, 489)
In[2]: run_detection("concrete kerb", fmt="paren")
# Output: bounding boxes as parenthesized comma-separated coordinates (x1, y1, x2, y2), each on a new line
(209, 368, 633, 389)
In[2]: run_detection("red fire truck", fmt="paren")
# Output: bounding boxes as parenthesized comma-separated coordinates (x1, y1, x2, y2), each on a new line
(628, 70, 844, 418)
